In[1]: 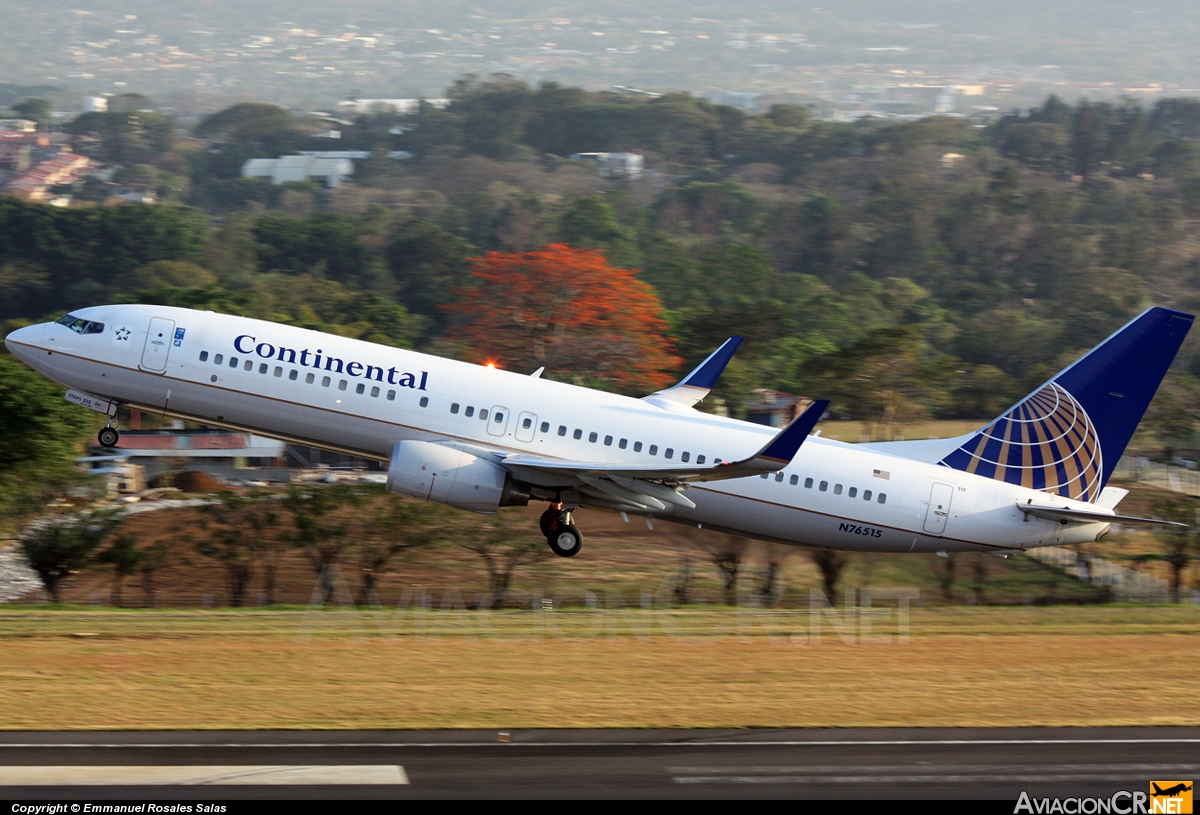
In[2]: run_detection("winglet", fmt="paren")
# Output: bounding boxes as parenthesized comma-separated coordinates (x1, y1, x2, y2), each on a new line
(643, 337, 743, 410)
(753, 399, 829, 463)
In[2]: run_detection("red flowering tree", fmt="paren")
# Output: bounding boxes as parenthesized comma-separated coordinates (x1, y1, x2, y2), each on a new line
(445, 244, 682, 392)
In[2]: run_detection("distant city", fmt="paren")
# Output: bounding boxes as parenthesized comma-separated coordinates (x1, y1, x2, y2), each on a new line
(1, 1, 1198, 119)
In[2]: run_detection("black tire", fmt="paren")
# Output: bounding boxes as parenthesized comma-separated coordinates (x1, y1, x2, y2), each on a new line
(97, 427, 119, 448)
(548, 524, 583, 558)
(539, 508, 563, 537)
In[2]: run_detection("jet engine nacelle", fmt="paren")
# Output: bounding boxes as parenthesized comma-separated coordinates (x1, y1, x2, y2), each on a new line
(385, 440, 529, 514)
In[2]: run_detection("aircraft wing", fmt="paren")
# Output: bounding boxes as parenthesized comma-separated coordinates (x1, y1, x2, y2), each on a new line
(1017, 502, 1187, 528)
(501, 399, 828, 486)
(500, 400, 827, 512)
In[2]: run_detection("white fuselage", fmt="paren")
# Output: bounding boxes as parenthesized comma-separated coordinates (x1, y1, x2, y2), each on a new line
(6, 305, 1112, 553)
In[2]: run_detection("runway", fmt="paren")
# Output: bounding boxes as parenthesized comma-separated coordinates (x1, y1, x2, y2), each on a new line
(1, 728, 1198, 799)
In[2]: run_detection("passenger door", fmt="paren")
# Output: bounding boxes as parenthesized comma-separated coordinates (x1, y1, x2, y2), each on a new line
(140, 317, 175, 373)
(487, 405, 510, 437)
(515, 411, 537, 443)
(922, 482, 955, 536)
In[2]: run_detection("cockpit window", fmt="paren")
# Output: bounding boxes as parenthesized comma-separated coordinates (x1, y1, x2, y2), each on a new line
(55, 314, 104, 335)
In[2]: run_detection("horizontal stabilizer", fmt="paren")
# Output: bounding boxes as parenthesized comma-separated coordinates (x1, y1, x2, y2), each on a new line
(643, 337, 742, 410)
(1017, 502, 1187, 528)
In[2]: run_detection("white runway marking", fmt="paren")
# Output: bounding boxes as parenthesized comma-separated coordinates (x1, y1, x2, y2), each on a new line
(0, 765, 409, 785)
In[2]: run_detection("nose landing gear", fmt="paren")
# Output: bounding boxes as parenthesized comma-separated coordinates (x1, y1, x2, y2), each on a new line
(97, 426, 120, 448)
(541, 504, 583, 557)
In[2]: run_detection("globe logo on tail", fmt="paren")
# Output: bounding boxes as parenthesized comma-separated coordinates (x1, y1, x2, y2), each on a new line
(939, 383, 1103, 502)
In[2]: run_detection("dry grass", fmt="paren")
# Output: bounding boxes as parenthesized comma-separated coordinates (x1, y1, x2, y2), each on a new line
(0, 606, 1197, 730)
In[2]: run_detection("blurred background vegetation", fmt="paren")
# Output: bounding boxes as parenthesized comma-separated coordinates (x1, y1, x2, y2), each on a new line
(4, 79, 1200, 605)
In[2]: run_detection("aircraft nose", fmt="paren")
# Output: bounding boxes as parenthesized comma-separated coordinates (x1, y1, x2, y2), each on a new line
(4, 323, 47, 366)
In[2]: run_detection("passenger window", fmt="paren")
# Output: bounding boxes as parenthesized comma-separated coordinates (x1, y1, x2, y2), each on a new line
(648, 445, 658, 456)
(244, 360, 253, 371)
(523, 418, 533, 429)
(714, 458, 723, 464)
(371, 386, 380, 397)
(634, 442, 642, 452)
(199, 351, 209, 362)
(834, 484, 843, 495)
(619, 439, 628, 449)
(229, 357, 238, 368)
(878, 493, 887, 504)
(466, 406, 475, 417)
(254, 362, 263, 373)
(588, 432, 598, 443)
(321, 376, 331, 387)
(775, 473, 783, 482)
(494, 412, 503, 422)
(863, 490, 872, 501)
(697, 455, 705, 464)
(387, 390, 396, 401)
(761, 473, 769, 479)
(849, 487, 857, 498)
(289, 369, 298, 380)
(573, 429, 582, 440)
(451, 403, 460, 414)
(306, 373, 315, 384)
(805, 477, 813, 488)
(819, 481, 828, 492)
(480, 409, 488, 421)
(338, 380, 348, 391)
(790, 474, 798, 485)
(356, 383, 365, 394)
(273, 366, 282, 377)
(664, 448, 673, 459)
(604, 435, 613, 446)
(214, 354, 223, 365)
(421, 397, 430, 408)
(540, 422, 549, 433)
(558, 425, 567, 436)
(681, 452, 690, 462)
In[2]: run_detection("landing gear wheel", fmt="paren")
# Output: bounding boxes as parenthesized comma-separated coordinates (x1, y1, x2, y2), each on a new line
(97, 426, 120, 448)
(548, 524, 583, 558)
(539, 507, 563, 537)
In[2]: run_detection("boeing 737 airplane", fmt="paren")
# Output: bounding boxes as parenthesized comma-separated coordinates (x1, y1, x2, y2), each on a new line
(4, 304, 1193, 557)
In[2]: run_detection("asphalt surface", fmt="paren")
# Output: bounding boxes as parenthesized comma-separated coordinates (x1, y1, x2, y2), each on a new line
(0, 728, 1198, 799)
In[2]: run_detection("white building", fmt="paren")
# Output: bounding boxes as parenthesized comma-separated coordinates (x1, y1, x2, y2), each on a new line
(334, 98, 450, 116)
(241, 155, 354, 188)
(82, 96, 108, 113)
(569, 152, 644, 180)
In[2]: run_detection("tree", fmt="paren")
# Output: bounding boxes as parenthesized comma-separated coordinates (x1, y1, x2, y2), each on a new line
(445, 244, 682, 391)
(464, 516, 545, 608)
(12, 98, 50, 129)
(809, 549, 849, 601)
(697, 535, 747, 606)
(354, 496, 442, 604)
(0, 355, 97, 528)
(193, 491, 277, 607)
(137, 539, 174, 609)
(97, 534, 143, 607)
(282, 485, 356, 605)
(1132, 497, 1200, 604)
(18, 510, 121, 603)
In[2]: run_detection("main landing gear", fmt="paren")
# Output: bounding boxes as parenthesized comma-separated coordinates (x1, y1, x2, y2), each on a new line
(97, 425, 120, 448)
(541, 504, 583, 558)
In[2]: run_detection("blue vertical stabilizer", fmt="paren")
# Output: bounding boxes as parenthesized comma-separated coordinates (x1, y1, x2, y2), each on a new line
(938, 307, 1194, 501)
